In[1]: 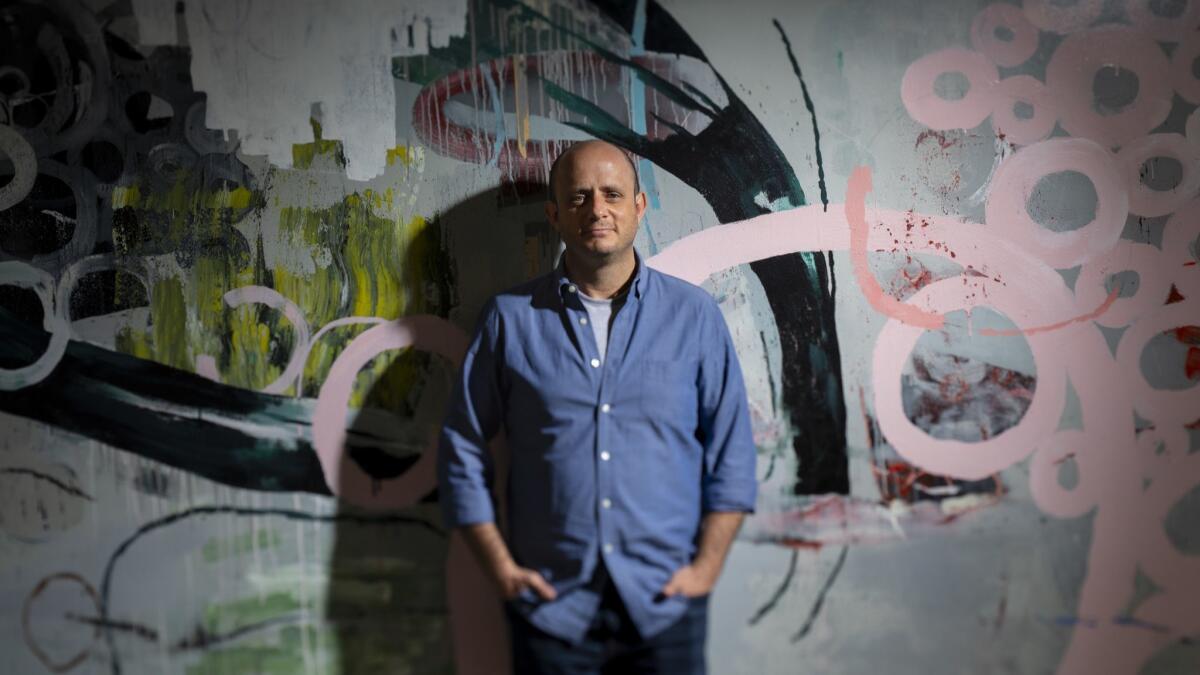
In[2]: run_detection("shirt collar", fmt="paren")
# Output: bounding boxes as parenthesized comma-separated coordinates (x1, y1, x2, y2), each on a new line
(554, 248, 646, 302)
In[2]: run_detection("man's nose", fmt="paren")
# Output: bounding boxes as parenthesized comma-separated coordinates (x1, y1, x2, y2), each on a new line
(589, 192, 606, 219)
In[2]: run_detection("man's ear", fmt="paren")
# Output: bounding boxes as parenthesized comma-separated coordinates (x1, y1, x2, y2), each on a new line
(544, 200, 559, 229)
(634, 191, 647, 222)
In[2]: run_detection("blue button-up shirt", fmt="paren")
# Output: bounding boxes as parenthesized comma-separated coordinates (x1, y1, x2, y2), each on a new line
(437, 251, 757, 644)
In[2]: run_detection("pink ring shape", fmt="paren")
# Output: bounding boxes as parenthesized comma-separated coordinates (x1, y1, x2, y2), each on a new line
(0, 261, 69, 391)
(1046, 28, 1173, 148)
(985, 137, 1128, 269)
(1171, 35, 1200, 105)
(1118, 133, 1200, 217)
(970, 4, 1039, 67)
(1023, 0, 1104, 32)
(312, 315, 468, 510)
(1133, 450, 1200, 590)
(1161, 199, 1200, 299)
(1125, 0, 1200, 42)
(1135, 422, 1190, 485)
(1187, 109, 1200, 146)
(873, 278, 1068, 479)
(900, 47, 999, 131)
(1074, 241, 1172, 328)
(1115, 298, 1200, 428)
(1029, 430, 1099, 518)
(991, 75, 1058, 145)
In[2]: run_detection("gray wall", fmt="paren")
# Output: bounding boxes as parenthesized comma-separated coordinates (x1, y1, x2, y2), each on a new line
(1, 0, 1198, 672)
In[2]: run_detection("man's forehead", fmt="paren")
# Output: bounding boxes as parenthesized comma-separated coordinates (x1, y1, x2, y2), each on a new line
(560, 146, 635, 181)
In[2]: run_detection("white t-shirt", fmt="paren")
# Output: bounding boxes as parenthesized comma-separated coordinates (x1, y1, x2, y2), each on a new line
(578, 291, 613, 362)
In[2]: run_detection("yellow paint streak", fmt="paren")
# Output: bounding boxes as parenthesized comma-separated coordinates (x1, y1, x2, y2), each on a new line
(111, 185, 141, 208)
(386, 145, 414, 167)
(513, 54, 531, 158)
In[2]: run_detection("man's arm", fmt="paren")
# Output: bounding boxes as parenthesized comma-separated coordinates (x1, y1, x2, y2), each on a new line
(662, 299, 758, 598)
(460, 522, 557, 600)
(660, 511, 744, 597)
(437, 303, 555, 601)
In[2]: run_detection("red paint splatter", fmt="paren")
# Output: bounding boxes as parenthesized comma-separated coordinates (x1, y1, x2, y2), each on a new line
(915, 129, 959, 150)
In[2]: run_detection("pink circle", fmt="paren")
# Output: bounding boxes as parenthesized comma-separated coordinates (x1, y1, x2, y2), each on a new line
(1029, 430, 1098, 518)
(971, 4, 1039, 67)
(1187, 108, 1200, 146)
(1162, 199, 1200, 298)
(1115, 298, 1200, 428)
(312, 315, 468, 510)
(1118, 133, 1200, 217)
(991, 75, 1058, 145)
(1133, 449, 1200, 589)
(1074, 241, 1172, 328)
(1171, 35, 1200, 105)
(901, 48, 999, 131)
(1136, 422, 1190, 485)
(1046, 28, 1173, 148)
(1023, 0, 1104, 33)
(873, 278, 1068, 479)
(1125, 0, 1200, 42)
(985, 137, 1128, 269)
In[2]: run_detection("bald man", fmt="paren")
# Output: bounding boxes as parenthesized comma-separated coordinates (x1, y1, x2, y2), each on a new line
(438, 140, 757, 674)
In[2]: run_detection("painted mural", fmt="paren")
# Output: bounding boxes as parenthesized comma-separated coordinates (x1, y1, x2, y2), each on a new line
(0, 0, 1197, 673)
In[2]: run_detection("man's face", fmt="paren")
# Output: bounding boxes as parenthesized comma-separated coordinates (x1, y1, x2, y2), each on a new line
(545, 143, 646, 262)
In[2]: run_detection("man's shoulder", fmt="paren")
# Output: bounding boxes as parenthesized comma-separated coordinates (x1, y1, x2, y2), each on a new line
(481, 272, 558, 319)
(643, 265, 719, 312)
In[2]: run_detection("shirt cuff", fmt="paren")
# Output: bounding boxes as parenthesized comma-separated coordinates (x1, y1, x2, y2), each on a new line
(440, 487, 497, 529)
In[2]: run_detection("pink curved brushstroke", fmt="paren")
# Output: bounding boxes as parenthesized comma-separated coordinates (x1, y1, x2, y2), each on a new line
(845, 166, 945, 330)
(977, 284, 1119, 336)
(311, 314, 468, 509)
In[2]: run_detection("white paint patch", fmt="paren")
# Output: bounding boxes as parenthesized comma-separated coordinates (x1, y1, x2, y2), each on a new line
(130, 0, 467, 181)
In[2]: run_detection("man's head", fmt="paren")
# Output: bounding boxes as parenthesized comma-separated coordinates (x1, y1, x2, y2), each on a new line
(545, 140, 646, 264)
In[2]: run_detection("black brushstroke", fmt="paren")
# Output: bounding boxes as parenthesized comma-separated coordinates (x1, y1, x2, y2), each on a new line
(0, 308, 422, 496)
(66, 613, 159, 641)
(792, 545, 849, 642)
(748, 549, 798, 626)
(171, 614, 303, 651)
(98, 504, 444, 674)
(0, 466, 94, 501)
(773, 18, 829, 212)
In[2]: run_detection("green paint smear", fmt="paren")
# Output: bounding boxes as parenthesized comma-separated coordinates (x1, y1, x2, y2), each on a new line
(204, 591, 305, 635)
(187, 617, 454, 674)
(151, 277, 190, 370)
(201, 528, 282, 563)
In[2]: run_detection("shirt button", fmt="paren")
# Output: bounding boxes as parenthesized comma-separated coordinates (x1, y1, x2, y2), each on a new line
(567, 285, 577, 293)
(580, 317, 588, 325)
(600, 451, 611, 461)
(601, 498, 612, 509)
(590, 358, 600, 368)
(603, 543, 614, 554)
(600, 403, 611, 413)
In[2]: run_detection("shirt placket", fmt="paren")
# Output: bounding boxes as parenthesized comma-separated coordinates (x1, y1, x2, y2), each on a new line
(560, 280, 636, 564)
(593, 291, 636, 562)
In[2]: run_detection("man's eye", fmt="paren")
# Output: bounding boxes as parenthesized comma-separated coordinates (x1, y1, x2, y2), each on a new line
(571, 196, 585, 205)
(606, 192, 620, 200)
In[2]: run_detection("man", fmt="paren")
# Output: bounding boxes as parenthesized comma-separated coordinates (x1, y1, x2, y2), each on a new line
(437, 139, 757, 674)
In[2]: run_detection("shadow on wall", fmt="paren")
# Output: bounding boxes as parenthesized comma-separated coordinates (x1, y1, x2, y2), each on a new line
(325, 184, 555, 674)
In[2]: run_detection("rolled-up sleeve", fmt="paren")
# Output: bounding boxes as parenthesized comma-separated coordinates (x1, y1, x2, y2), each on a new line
(697, 300, 758, 514)
(437, 301, 504, 529)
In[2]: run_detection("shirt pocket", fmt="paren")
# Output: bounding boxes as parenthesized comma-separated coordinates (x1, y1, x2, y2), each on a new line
(635, 358, 698, 425)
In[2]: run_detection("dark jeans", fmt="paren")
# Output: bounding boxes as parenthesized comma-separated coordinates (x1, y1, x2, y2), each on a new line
(504, 572, 709, 675)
